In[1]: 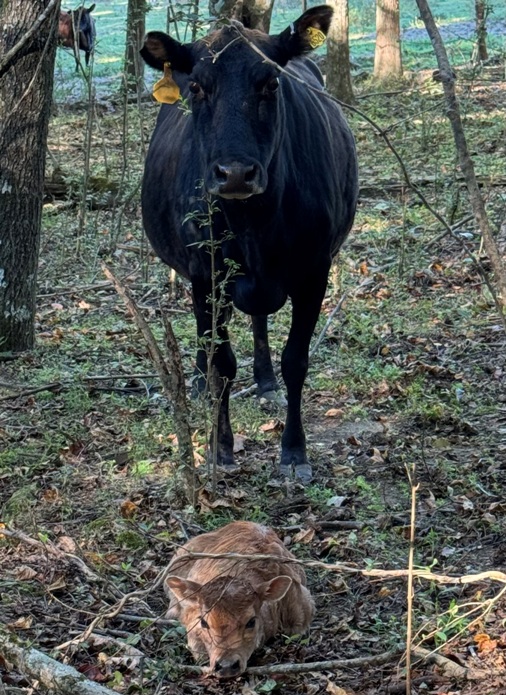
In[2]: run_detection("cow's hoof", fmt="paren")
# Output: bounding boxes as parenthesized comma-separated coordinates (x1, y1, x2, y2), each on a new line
(278, 459, 312, 484)
(294, 463, 312, 484)
(259, 389, 288, 407)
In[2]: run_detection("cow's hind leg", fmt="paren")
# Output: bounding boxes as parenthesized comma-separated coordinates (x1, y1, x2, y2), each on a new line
(279, 275, 329, 483)
(251, 315, 285, 404)
(192, 280, 237, 469)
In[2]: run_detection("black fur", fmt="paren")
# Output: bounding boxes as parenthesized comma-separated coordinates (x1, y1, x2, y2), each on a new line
(140, 6, 359, 482)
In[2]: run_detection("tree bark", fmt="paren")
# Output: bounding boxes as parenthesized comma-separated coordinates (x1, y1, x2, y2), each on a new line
(0, 627, 118, 695)
(209, 0, 274, 32)
(124, 0, 147, 85)
(475, 0, 488, 61)
(326, 0, 355, 104)
(415, 0, 506, 310)
(374, 0, 402, 80)
(0, 0, 59, 353)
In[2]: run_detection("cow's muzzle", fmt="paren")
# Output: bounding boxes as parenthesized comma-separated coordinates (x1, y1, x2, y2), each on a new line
(207, 160, 266, 199)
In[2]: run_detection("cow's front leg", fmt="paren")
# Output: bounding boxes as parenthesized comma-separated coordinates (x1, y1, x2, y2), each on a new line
(279, 276, 329, 483)
(192, 280, 237, 470)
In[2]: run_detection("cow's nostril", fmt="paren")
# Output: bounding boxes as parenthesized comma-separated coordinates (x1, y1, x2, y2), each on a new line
(214, 165, 229, 183)
(244, 165, 257, 183)
(230, 660, 241, 673)
(214, 661, 223, 672)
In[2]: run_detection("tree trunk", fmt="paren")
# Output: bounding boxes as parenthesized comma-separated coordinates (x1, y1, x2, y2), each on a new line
(374, 0, 402, 80)
(475, 0, 488, 62)
(124, 0, 147, 86)
(209, 0, 274, 32)
(0, 0, 59, 353)
(415, 0, 506, 311)
(326, 0, 355, 104)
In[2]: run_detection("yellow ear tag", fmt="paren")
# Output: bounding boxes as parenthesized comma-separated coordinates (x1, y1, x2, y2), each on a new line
(306, 26, 326, 49)
(153, 62, 180, 104)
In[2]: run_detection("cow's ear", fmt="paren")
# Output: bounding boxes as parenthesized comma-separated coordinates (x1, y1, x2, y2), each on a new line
(256, 575, 292, 602)
(88, 3, 95, 12)
(141, 32, 195, 73)
(277, 5, 333, 63)
(165, 575, 202, 603)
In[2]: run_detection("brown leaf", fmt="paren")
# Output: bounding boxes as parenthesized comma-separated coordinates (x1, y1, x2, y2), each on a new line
(326, 681, 350, 695)
(475, 633, 498, 654)
(325, 408, 344, 418)
(293, 527, 315, 544)
(42, 488, 60, 503)
(9, 616, 33, 630)
(198, 488, 234, 513)
(16, 566, 37, 581)
(78, 300, 92, 310)
(259, 419, 284, 433)
(120, 500, 138, 518)
(48, 576, 67, 591)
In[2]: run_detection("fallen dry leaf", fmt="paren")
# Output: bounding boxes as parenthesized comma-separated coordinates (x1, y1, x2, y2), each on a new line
(56, 535, 77, 553)
(120, 500, 139, 518)
(326, 681, 350, 695)
(475, 632, 498, 654)
(9, 616, 33, 630)
(293, 527, 315, 544)
(16, 566, 38, 581)
(259, 419, 284, 433)
(325, 408, 344, 418)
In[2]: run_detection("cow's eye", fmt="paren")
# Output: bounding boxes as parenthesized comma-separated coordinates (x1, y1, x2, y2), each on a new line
(245, 617, 256, 629)
(200, 617, 209, 629)
(189, 81, 202, 95)
(265, 77, 279, 93)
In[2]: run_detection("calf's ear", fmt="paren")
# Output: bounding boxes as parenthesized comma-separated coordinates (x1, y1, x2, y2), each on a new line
(277, 5, 333, 63)
(257, 575, 293, 602)
(88, 4, 96, 12)
(141, 32, 194, 73)
(165, 575, 202, 603)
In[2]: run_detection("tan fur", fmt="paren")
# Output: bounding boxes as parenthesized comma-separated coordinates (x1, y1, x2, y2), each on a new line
(165, 521, 314, 678)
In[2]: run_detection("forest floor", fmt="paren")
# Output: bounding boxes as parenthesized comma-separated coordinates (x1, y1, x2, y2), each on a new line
(1, 54, 506, 695)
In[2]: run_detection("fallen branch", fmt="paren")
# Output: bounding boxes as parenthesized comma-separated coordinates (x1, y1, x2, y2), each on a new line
(412, 646, 469, 679)
(0, 627, 117, 695)
(102, 264, 195, 504)
(178, 648, 400, 675)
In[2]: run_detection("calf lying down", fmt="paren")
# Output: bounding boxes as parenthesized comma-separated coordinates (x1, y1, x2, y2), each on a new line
(165, 521, 315, 678)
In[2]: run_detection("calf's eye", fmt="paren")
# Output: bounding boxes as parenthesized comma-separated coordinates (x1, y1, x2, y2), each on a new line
(245, 617, 256, 629)
(189, 81, 202, 95)
(200, 617, 209, 629)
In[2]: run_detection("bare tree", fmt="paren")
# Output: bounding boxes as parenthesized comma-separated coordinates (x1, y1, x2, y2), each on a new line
(415, 0, 506, 312)
(124, 0, 148, 87)
(209, 0, 275, 32)
(0, 0, 59, 353)
(326, 0, 355, 104)
(475, 0, 489, 62)
(374, 0, 402, 80)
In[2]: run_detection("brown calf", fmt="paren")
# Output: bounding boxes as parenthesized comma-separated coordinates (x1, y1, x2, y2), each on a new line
(165, 521, 314, 678)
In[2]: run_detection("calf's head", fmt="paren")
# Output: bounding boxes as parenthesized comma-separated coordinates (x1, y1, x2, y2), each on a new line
(140, 5, 333, 200)
(166, 573, 293, 678)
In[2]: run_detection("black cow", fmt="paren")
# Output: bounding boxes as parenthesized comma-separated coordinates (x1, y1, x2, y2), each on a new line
(59, 4, 96, 71)
(140, 5, 359, 482)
